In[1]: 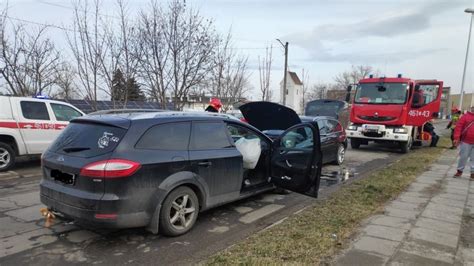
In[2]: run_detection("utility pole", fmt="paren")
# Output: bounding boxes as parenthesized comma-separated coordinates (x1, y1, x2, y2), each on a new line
(459, 8, 474, 110)
(277, 39, 289, 105)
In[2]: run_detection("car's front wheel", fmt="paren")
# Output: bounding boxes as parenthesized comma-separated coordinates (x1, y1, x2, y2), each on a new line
(333, 143, 346, 165)
(159, 186, 199, 236)
(0, 143, 15, 172)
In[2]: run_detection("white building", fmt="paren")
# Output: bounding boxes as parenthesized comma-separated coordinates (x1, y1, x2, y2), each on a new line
(280, 71, 303, 114)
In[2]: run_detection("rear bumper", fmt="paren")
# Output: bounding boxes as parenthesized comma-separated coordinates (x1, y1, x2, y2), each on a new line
(40, 182, 150, 228)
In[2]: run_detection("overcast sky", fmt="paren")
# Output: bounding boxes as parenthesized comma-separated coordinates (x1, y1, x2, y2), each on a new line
(4, 0, 474, 100)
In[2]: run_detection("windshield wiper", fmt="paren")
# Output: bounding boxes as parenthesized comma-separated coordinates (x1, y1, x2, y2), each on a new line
(62, 147, 91, 153)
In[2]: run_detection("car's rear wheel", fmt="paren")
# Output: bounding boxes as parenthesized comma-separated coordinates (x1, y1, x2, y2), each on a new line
(159, 186, 199, 236)
(333, 143, 345, 165)
(0, 143, 15, 172)
(350, 139, 361, 149)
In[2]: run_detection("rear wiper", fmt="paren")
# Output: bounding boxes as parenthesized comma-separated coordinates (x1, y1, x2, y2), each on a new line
(62, 147, 91, 153)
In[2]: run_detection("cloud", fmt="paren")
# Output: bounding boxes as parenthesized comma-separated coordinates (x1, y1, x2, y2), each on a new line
(311, 48, 447, 63)
(284, 0, 467, 62)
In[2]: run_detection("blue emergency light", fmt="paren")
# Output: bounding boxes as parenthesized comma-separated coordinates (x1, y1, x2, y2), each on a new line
(34, 94, 49, 99)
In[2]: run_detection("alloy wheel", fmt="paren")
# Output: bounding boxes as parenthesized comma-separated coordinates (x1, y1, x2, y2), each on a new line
(169, 194, 196, 230)
(0, 148, 11, 170)
(337, 144, 345, 164)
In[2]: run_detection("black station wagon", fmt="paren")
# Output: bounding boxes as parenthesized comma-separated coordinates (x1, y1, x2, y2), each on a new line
(40, 112, 322, 236)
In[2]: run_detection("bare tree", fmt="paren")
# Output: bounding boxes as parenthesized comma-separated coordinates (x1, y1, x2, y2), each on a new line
(165, 0, 218, 110)
(52, 62, 80, 100)
(258, 45, 272, 101)
(67, 0, 108, 109)
(0, 8, 60, 96)
(334, 65, 374, 90)
(137, 1, 169, 107)
(207, 30, 250, 111)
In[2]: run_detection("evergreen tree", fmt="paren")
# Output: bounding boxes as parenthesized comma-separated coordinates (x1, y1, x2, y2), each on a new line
(111, 68, 126, 102)
(126, 77, 145, 101)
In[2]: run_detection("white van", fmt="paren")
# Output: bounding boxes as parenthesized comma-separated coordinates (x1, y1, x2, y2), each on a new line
(0, 96, 84, 171)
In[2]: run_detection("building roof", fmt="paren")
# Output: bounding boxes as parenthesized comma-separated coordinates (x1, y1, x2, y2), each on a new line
(288, 71, 303, 85)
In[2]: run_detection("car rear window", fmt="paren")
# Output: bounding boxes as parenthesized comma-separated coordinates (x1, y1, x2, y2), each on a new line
(49, 122, 127, 157)
(136, 122, 191, 150)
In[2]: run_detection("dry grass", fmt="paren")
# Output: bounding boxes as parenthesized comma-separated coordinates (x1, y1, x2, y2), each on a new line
(207, 138, 450, 265)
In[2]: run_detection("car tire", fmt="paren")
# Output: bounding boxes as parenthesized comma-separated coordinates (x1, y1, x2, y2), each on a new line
(0, 142, 15, 172)
(159, 186, 199, 237)
(400, 138, 412, 154)
(350, 139, 360, 149)
(332, 143, 346, 165)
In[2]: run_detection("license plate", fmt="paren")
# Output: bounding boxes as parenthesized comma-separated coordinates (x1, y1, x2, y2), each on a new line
(51, 170, 76, 185)
(363, 125, 380, 131)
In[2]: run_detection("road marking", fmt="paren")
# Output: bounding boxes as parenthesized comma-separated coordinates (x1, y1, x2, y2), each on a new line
(238, 204, 285, 224)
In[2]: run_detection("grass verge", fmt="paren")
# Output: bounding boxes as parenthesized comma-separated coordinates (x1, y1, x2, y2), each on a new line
(207, 138, 451, 265)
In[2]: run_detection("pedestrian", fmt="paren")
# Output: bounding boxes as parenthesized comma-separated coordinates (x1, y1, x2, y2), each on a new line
(205, 98, 222, 113)
(453, 106, 474, 178)
(446, 108, 462, 149)
(423, 121, 439, 147)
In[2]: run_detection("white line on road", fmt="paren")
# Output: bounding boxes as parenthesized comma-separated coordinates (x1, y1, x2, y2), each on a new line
(238, 204, 285, 224)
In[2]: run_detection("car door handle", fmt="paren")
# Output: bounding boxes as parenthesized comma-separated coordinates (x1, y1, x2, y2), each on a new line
(285, 160, 292, 168)
(197, 161, 212, 167)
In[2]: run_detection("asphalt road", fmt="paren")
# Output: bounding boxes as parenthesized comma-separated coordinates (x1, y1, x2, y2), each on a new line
(0, 122, 450, 265)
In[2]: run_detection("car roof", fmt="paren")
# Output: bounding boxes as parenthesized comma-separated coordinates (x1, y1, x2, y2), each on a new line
(75, 111, 241, 128)
(300, 115, 338, 122)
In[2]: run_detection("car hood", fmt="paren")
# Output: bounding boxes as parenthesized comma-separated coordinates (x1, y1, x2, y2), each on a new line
(239, 101, 301, 131)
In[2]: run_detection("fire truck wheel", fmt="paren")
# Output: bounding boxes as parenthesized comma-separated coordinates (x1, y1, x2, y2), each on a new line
(350, 139, 361, 149)
(400, 138, 412, 154)
(0, 142, 15, 172)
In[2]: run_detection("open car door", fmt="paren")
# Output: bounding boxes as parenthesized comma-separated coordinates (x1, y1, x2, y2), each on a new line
(270, 123, 322, 198)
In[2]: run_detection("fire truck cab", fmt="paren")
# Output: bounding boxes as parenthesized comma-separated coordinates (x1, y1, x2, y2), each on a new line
(346, 76, 443, 153)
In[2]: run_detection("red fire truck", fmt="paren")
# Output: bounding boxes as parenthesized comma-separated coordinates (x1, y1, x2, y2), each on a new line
(346, 75, 443, 153)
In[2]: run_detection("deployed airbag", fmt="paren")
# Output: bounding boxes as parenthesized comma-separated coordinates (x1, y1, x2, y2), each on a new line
(235, 138, 261, 169)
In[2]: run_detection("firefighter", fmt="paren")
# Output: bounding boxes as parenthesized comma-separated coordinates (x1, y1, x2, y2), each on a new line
(205, 98, 222, 113)
(447, 108, 462, 149)
(412, 85, 424, 107)
(423, 121, 439, 147)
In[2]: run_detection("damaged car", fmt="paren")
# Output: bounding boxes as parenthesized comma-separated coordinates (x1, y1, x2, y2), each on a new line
(40, 111, 322, 236)
(239, 102, 347, 165)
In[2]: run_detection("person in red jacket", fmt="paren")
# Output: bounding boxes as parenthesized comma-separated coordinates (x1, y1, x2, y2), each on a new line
(453, 106, 474, 178)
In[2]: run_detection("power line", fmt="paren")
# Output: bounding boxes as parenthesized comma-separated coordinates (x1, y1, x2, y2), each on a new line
(37, 0, 122, 20)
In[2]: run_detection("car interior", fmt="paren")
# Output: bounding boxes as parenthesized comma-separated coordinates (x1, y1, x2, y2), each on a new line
(226, 123, 271, 193)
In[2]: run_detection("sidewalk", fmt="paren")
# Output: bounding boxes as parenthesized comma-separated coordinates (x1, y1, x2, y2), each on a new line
(335, 149, 474, 265)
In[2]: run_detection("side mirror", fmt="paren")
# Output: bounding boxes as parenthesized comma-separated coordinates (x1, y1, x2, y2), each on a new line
(345, 85, 352, 102)
(414, 84, 420, 90)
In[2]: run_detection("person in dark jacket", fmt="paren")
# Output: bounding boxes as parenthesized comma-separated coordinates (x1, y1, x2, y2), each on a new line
(447, 108, 462, 149)
(205, 98, 222, 113)
(423, 121, 439, 147)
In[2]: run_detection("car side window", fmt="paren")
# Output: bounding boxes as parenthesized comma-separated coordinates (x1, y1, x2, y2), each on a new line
(317, 120, 329, 135)
(326, 120, 340, 133)
(51, 103, 83, 121)
(327, 120, 340, 133)
(281, 127, 313, 149)
(190, 122, 232, 150)
(20, 101, 50, 120)
(136, 122, 191, 150)
(227, 124, 260, 142)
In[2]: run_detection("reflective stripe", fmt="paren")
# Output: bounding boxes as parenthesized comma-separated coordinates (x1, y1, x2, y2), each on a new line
(0, 122, 67, 130)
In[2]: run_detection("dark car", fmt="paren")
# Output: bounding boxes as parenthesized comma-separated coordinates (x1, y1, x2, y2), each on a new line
(40, 112, 322, 236)
(305, 99, 350, 129)
(239, 102, 347, 165)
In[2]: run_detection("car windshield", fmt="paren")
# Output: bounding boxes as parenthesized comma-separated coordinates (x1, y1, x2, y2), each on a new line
(305, 101, 343, 117)
(355, 83, 408, 104)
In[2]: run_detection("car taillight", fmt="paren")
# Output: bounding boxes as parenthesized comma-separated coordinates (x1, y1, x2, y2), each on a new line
(80, 159, 141, 178)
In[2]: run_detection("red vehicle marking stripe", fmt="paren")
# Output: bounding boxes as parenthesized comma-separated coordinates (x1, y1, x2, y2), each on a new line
(0, 122, 68, 130)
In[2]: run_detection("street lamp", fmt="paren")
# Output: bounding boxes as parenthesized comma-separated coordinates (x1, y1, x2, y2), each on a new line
(276, 39, 289, 105)
(459, 8, 474, 110)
